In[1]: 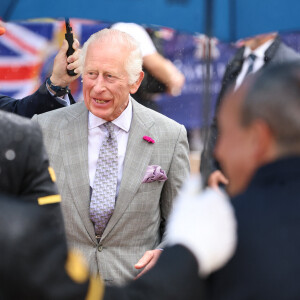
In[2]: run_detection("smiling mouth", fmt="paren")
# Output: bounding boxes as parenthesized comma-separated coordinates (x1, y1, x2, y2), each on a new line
(93, 98, 110, 104)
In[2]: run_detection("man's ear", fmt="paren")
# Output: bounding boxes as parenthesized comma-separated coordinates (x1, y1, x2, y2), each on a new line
(250, 120, 275, 163)
(129, 71, 144, 94)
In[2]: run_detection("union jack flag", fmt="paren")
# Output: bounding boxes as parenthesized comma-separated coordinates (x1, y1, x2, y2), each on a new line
(0, 19, 109, 100)
(0, 22, 54, 98)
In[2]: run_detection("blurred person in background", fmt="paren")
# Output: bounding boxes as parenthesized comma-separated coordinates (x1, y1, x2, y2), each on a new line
(0, 192, 102, 300)
(111, 22, 185, 111)
(0, 109, 102, 299)
(0, 110, 60, 200)
(200, 32, 300, 189)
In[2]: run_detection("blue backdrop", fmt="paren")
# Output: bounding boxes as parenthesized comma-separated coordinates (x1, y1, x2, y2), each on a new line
(1, 0, 300, 41)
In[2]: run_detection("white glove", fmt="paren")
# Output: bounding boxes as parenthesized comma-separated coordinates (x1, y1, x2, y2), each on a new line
(166, 175, 237, 277)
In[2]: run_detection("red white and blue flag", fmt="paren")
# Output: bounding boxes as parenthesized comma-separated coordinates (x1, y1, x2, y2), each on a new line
(0, 20, 110, 100)
(0, 22, 52, 98)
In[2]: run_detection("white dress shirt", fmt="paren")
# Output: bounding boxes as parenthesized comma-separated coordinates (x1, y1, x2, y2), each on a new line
(88, 98, 132, 198)
(235, 39, 274, 90)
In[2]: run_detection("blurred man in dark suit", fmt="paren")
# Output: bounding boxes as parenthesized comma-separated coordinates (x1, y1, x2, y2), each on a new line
(200, 61, 300, 299)
(200, 32, 300, 188)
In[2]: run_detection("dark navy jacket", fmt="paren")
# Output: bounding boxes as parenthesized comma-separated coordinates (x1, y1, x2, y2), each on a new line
(0, 82, 74, 118)
(206, 156, 300, 300)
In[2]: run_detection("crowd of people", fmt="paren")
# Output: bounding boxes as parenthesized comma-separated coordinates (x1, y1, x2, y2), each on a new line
(1, 20, 300, 300)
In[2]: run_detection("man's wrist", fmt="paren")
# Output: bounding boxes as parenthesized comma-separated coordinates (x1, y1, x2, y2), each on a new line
(49, 75, 68, 88)
(46, 77, 70, 97)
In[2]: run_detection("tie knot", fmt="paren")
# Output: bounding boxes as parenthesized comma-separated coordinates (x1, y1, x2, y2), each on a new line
(248, 53, 256, 62)
(103, 122, 114, 137)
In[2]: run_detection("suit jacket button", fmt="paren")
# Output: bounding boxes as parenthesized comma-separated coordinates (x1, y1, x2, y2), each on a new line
(98, 245, 103, 252)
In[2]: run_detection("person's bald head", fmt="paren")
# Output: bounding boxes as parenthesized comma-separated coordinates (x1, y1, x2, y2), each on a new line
(241, 32, 277, 50)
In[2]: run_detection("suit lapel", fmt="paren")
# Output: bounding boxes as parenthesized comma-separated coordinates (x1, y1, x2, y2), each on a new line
(60, 103, 97, 243)
(228, 47, 245, 83)
(101, 99, 156, 240)
(264, 36, 280, 64)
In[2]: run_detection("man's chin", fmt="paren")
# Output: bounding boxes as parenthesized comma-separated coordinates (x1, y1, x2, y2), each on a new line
(89, 108, 110, 121)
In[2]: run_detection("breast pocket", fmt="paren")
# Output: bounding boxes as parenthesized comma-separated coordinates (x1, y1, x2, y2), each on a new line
(136, 180, 165, 193)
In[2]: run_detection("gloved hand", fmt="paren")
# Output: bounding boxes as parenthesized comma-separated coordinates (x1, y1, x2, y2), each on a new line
(166, 175, 237, 277)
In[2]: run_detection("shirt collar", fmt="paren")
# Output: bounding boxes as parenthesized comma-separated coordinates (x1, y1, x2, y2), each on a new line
(88, 97, 132, 133)
(243, 39, 275, 60)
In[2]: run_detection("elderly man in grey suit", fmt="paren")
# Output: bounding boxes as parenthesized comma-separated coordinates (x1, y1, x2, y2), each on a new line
(33, 28, 190, 286)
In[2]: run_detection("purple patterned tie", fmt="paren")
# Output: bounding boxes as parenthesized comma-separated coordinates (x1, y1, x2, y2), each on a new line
(90, 122, 118, 239)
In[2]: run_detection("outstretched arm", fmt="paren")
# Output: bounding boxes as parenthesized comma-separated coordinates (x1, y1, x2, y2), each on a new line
(143, 52, 185, 96)
(0, 39, 81, 117)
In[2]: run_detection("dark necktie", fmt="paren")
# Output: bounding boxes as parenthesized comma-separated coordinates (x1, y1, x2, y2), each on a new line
(245, 53, 257, 76)
(90, 122, 118, 239)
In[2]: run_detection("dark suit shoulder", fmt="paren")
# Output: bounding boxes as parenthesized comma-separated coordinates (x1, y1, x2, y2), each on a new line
(0, 110, 41, 139)
(0, 109, 34, 126)
(270, 41, 300, 63)
(0, 110, 60, 198)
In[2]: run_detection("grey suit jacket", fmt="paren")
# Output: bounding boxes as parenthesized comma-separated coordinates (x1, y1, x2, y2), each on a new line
(32, 98, 190, 286)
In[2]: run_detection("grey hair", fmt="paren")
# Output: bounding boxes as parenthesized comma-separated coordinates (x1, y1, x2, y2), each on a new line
(80, 28, 143, 84)
(240, 61, 300, 155)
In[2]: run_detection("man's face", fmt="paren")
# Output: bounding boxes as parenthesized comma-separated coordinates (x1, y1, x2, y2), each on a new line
(215, 91, 256, 196)
(82, 40, 141, 121)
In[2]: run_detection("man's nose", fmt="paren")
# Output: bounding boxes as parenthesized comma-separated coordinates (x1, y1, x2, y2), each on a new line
(93, 76, 106, 93)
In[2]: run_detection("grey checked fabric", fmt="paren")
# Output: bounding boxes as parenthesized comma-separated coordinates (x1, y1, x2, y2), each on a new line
(33, 99, 191, 284)
(90, 122, 118, 238)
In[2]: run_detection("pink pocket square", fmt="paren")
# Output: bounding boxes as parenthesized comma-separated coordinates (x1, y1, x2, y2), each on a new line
(142, 165, 168, 183)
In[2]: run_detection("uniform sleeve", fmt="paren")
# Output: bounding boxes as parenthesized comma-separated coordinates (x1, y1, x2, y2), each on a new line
(0, 193, 104, 300)
(20, 121, 61, 201)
